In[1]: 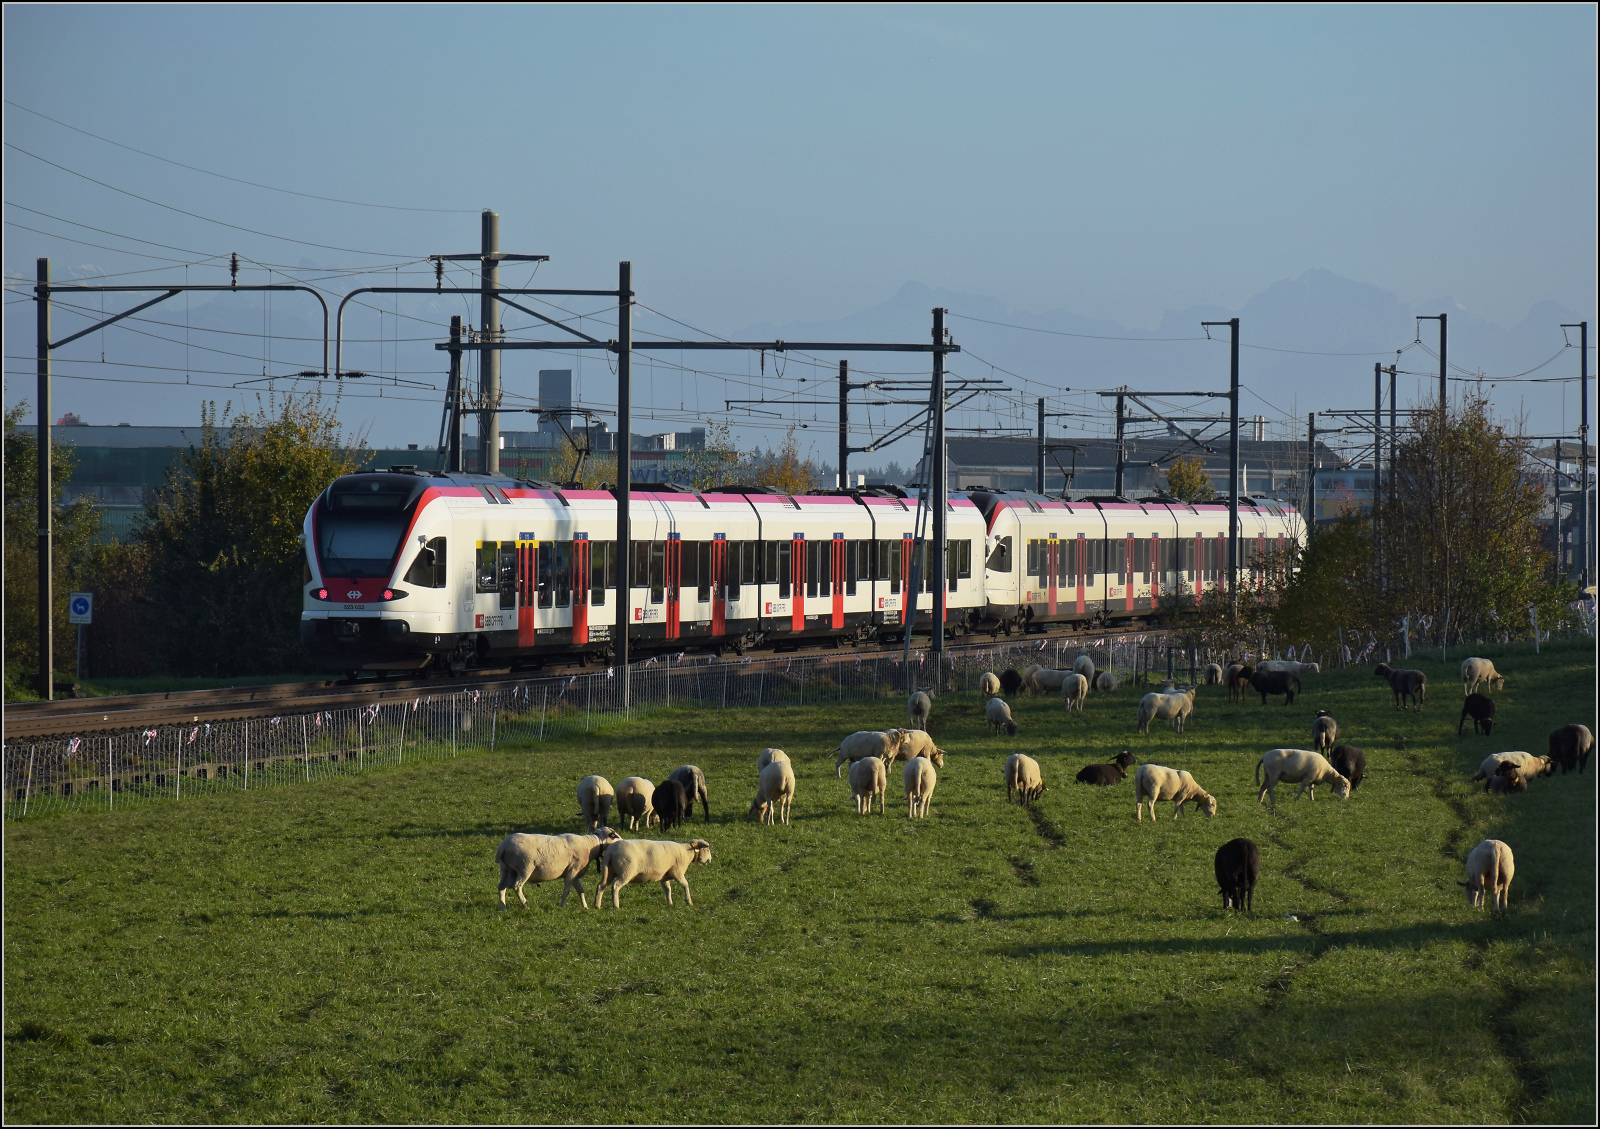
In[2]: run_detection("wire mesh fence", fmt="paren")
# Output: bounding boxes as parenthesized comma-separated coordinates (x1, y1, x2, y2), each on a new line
(5, 633, 1187, 821)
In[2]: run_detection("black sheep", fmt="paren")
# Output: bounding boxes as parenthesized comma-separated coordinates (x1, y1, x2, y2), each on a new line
(999, 668, 1025, 696)
(1549, 723, 1594, 775)
(1458, 693, 1496, 736)
(653, 778, 691, 832)
(666, 765, 710, 821)
(1248, 669, 1300, 706)
(1329, 744, 1365, 792)
(1214, 838, 1260, 913)
(1373, 663, 1427, 711)
(1486, 767, 1527, 794)
(1075, 763, 1125, 787)
(1112, 749, 1136, 769)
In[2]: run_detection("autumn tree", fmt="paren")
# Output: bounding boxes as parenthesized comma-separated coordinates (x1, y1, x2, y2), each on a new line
(1164, 454, 1217, 502)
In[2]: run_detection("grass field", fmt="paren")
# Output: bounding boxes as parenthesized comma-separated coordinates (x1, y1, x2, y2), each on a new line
(5, 642, 1594, 1123)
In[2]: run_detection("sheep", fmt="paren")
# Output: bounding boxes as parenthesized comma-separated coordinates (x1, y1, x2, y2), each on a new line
(978, 671, 1001, 698)
(1072, 654, 1096, 681)
(1373, 663, 1427, 711)
(495, 828, 620, 909)
(1005, 752, 1046, 805)
(577, 775, 616, 832)
(594, 837, 713, 909)
(1460, 656, 1505, 697)
(832, 730, 904, 777)
(653, 778, 692, 832)
(1458, 694, 1496, 736)
(1486, 768, 1527, 795)
(748, 758, 795, 825)
(1061, 672, 1089, 714)
(1225, 663, 1255, 703)
(757, 747, 790, 772)
(1202, 662, 1224, 686)
(1460, 839, 1514, 910)
(999, 668, 1025, 696)
(1021, 664, 1044, 694)
(666, 764, 710, 822)
(848, 754, 887, 815)
(1028, 668, 1076, 695)
(1329, 744, 1366, 792)
(1112, 749, 1136, 769)
(1075, 762, 1125, 788)
(889, 728, 946, 769)
(1248, 669, 1301, 706)
(1257, 659, 1322, 677)
(904, 755, 937, 818)
(1255, 748, 1352, 806)
(1470, 752, 1555, 783)
(615, 776, 657, 830)
(1093, 671, 1119, 693)
(985, 697, 1019, 736)
(1134, 763, 1217, 821)
(908, 689, 933, 730)
(1311, 710, 1338, 751)
(1137, 687, 1196, 735)
(1214, 837, 1260, 913)
(1549, 723, 1594, 775)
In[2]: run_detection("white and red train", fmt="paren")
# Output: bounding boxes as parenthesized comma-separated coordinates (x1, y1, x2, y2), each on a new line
(299, 469, 1304, 676)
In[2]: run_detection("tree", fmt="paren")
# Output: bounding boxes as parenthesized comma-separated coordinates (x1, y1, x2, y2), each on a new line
(3, 404, 103, 697)
(138, 395, 364, 676)
(1164, 454, 1217, 502)
(1273, 515, 1375, 648)
(736, 426, 826, 494)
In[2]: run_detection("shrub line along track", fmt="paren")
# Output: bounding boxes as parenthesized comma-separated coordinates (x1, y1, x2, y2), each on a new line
(3, 624, 1172, 740)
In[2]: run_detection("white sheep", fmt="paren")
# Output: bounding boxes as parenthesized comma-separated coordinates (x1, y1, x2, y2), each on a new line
(1134, 763, 1217, 821)
(1311, 710, 1338, 752)
(615, 776, 657, 830)
(1255, 748, 1351, 806)
(1021, 663, 1044, 694)
(577, 775, 615, 832)
(1004, 752, 1045, 805)
(888, 728, 947, 769)
(748, 758, 795, 825)
(1257, 659, 1322, 676)
(1202, 662, 1224, 686)
(1460, 657, 1506, 697)
(495, 828, 620, 909)
(904, 755, 937, 818)
(1461, 838, 1514, 910)
(1137, 687, 1196, 734)
(1061, 672, 1089, 714)
(594, 838, 713, 909)
(832, 730, 904, 777)
(849, 754, 887, 815)
(908, 689, 933, 730)
(757, 747, 790, 773)
(1470, 751, 1556, 783)
(1072, 654, 1096, 681)
(1028, 667, 1074, 694)
(985, 697, 1018, 736)
(1093, 671, 1119, 693)
(978, 671, 1001, 698)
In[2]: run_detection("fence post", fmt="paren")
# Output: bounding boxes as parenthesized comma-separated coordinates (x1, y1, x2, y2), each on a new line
(399, 708, 407, 765)
(491, 695, 499, 750)
(244, 721, 250, 790)
(107, 738, 113, 810)
(23, 747, 34, 817)
(540, 685, 548, 741)
(302, 716, 310, 782)
(722, 662, 729, 709)
(176, 731, 182, 800)
(453, 695, 458, 757)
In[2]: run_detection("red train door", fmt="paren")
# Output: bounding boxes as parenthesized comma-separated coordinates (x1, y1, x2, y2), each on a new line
(831, 534, 845, 629)
(666, 534, 682, 640)
(1150, 532, 1161, 609)
(711, 535, 727, 637)
(1047, 537, 1058, 616)
(518, 539, 537, 648)
(1075, 533, 1086, 614)
(1124, 533, 1135, 612)
(1194, 532, 1204, 591)
(791, 534, 805, 633)
(901, 533, 914, 630)
(1215, 533, 1226, 592)
(1256, 533, 1266, 592)
(572, 536, 590, 646)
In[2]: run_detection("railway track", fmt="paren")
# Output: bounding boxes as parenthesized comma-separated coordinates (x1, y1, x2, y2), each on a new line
(3, 622, 1170, 740)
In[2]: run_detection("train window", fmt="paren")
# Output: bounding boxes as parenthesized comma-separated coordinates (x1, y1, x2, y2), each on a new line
(476, 542, 497, 593)
(696, 542, 712, 602)
(1086, 539, 1102, 582)
(402, 537, 447, 588)
(536, 542, 553, 608)
(498, 542, 517, 610)
(681, 540, 698, 596)
(739, 541, 756, 588)
(554, 541, 571, 608)
(1025, 539, 1038, 577)
(648, 541, 665, 604)
(763, 541, 778, 588)
(986, 535, 1012, 573)
(777, 540, 792, 600)
(844, 541, 858, 597)
(1053, 541, 1068, 586)
(630, 541, 650, 589)
(1136, 537, 1150, 582)
(589, 541, 611, 606)
(805, 540, 818, 599)
(883, 540, 900, 593)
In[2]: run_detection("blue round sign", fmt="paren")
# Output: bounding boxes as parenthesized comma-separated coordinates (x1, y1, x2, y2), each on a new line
(71, 597, 89, 616)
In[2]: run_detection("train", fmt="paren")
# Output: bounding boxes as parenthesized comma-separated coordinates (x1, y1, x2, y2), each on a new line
(298, 468, 1305, 677)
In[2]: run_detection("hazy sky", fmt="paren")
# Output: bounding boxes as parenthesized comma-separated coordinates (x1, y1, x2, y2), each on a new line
(4, 4, 1595, 451)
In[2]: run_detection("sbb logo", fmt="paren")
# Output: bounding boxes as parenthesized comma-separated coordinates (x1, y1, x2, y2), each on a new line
(475, 614, 484, 628)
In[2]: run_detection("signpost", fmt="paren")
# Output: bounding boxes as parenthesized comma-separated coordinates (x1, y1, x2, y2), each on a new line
(68, 591, 92, 682)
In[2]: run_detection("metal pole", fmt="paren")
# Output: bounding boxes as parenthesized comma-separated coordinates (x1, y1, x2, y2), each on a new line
(35, 257, 52, 700)
(1439, 312, 1448, 409)
(1373, 362, 1383, 573)
(447, 316, 464, 472)
(1114, 393, 1125, 497)
(481, 209, 501, 475)
(1228, 318, 1240, 596)
(1307, 412, 1317, 536)
(1389, 365, 1398, 522)
(1555, 438, 1564, 577)
(617, 261, 633, 708)
(932, 308, 947, 676)
(838, 359, 849, 488)
(1037, 396, 1046, 493)
(1582, 322, 1591, 590)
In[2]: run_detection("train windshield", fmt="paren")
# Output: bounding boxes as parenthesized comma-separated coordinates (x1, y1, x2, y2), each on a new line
(318, 517, 407, 579)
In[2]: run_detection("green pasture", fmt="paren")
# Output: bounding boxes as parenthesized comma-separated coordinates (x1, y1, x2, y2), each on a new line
(5, 642, 1595, 1123)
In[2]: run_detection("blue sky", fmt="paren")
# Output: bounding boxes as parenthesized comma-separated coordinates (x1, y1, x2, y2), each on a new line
(4, 4, 1595, 453)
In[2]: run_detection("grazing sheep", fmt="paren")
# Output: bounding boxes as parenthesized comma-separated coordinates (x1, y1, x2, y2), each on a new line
(1311, 710, 1338, 751)
(904, 756, 937, 818)
(1373, 663, 1427, 711)
(848, 755, 887, 815)
(1021, 664, 1044, 695)
(1093, 670, 1119, 693)
(1028, 667, 1076, 695)
(1471, 751, 1555, 783)
(1075, 762, 1126, 788)
(1460, 839, 1514, 910)
(1226, 663, 1255, 703)
(1137, 687, 1196, 734)
(1134, 763, 1217, 821)
(653, 778, 692, 832)
(1214, 837, 1260, 913)
(985, 697, 1019, 736)
(978, 671, 1001, 698)
(1460, 656, 1506, 697)
(615, 776, 658, 830)
(748, 758, 795, 825)
(1458, 694, 1496, 736)
(1257, 659, 1322, 677)
(1061, 672, 1089, 714)
(1486, 768, 1527, 795)
(999, 668, 1025, 696)
(666, 765, 710, 822)
(577, 775, 616, 832)
(757, 747, 790, 772)
(1255, 748, 1352, 806)
(1548, 724, 1594, 775)
(1072, 654, 1096, 681)
(1005, 753, 1046, 805)
(889, 728, 946, 769)
(495, 828, 620, 909)
(908, 689, 933, 730)
(595, 838, 713, 909)
(1248, 669, 1301, 706)
(832, 730, 904, 777)
(1202, 662, 1224, 686)
(1329, 744, 1366, 792)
